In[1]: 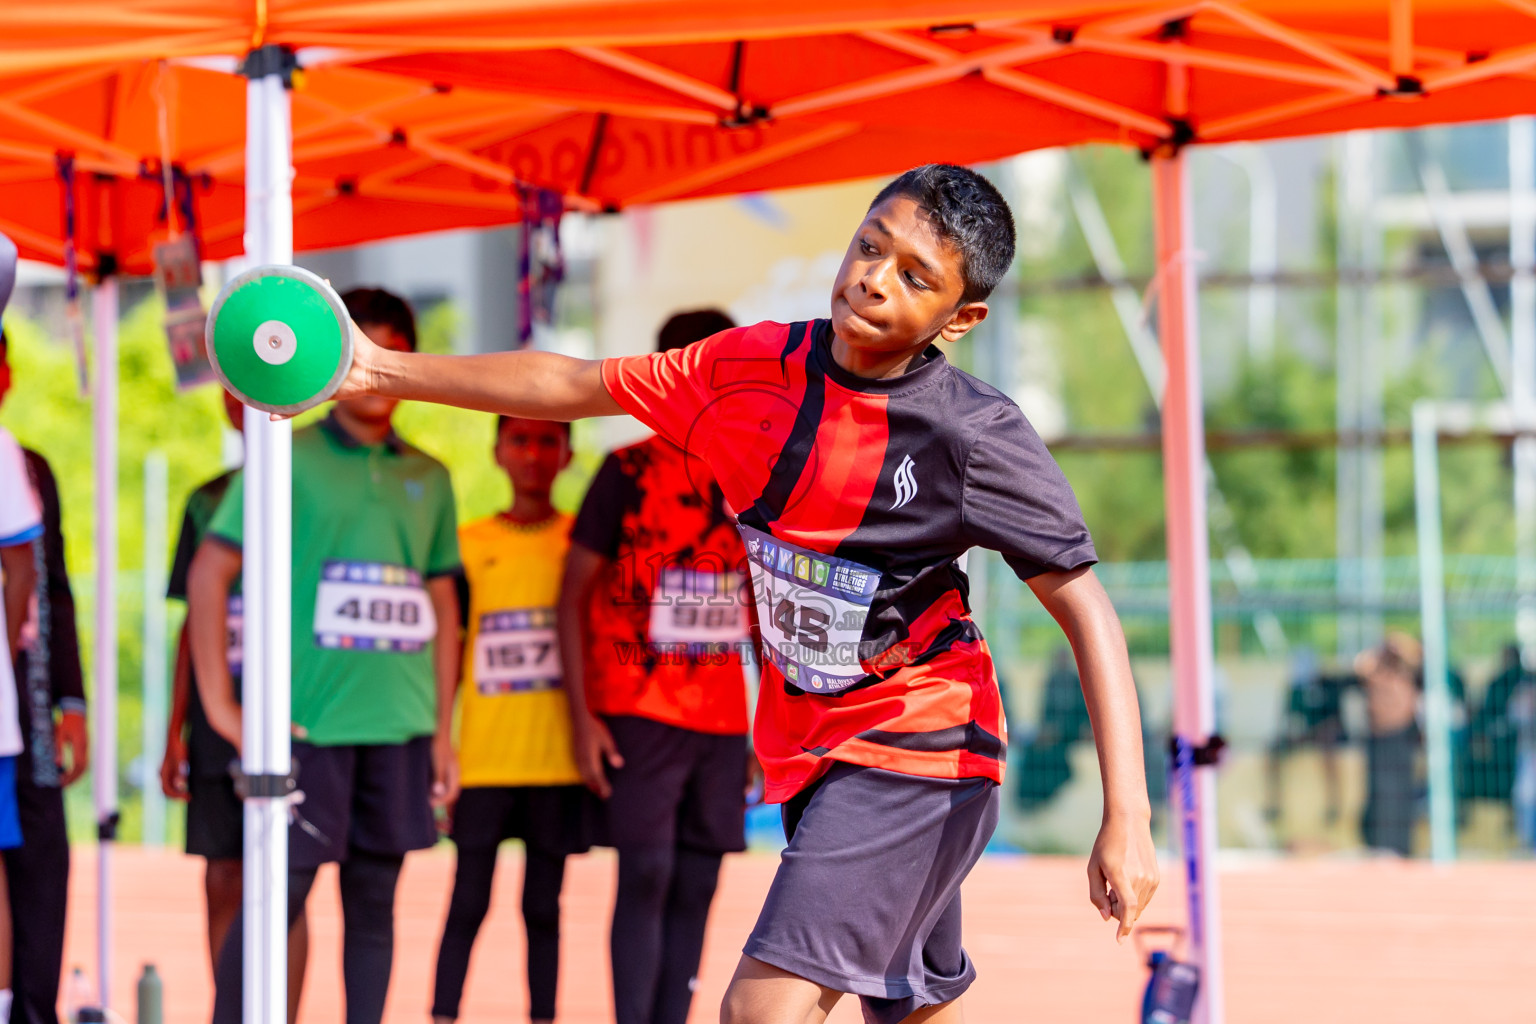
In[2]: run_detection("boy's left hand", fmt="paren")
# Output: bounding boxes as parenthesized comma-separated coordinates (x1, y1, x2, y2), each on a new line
(56, 709, 89, 787)
(1087, 811, 1159, 942)
(431, 733, 461, 809)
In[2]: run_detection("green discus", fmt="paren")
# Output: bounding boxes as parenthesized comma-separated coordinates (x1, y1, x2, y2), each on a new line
(206, 265, 352, 415)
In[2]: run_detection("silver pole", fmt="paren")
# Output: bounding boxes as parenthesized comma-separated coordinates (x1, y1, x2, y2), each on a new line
(1509, 117, 1536, 665)
(242, 56, 295, 1024)
(1357, 137, 1384, 653)
(1411, 401, 1456, 862)
(1214, 145, 1277, 361)
(91, 276, 119, 1009)
(141, 450, 169, 848)
(1336, 133, 1367, 660)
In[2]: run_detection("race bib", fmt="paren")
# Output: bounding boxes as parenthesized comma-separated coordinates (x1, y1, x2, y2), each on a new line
(473, 607, 561, 695)
(738, 525, 880, 693)
(647, 568, 750, 657)
(313, 560, 437, 652)
(226, 595, 244, 672)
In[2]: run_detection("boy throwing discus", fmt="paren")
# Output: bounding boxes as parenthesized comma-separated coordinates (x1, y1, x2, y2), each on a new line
(294, 164, 1158, 1024)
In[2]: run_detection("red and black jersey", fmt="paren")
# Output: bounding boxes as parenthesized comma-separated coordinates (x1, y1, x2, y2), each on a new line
(570, 435, 752, 736)
(602, 319, 1096, 801)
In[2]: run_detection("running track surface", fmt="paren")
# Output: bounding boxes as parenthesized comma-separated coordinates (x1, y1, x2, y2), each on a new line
(68, 847, 1533, 1023)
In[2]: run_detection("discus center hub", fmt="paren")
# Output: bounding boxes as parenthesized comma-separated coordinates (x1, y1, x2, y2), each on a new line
(253, 319, 298, 365)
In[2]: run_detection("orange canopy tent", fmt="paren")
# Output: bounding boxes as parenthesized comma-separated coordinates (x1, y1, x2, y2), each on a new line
(7, 2, 1536, 268)
(7, 5, 1536, 1024)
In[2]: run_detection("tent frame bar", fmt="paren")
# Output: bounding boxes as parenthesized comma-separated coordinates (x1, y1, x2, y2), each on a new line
(240, 50, 295, 1024)
(1152, 147, 1226, 1024)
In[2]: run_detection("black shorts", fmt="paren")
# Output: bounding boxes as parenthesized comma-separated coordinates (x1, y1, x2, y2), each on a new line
(603, 715, 747, 854)
(450, 785, 597, 856)
(187, 771, 243, 861)
(743, 762, 1000, 1024)
(290, 736, 438, 870)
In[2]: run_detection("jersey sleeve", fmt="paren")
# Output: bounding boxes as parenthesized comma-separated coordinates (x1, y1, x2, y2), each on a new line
(0, 430, 42, 547)
(961, 403, 1097, 581)
(570, 452, 636, 560)
(205, 470, 245, 548)
(166, 504, 201, 601)
(425, 465, 461, 579)
(599, 326, 746, 450)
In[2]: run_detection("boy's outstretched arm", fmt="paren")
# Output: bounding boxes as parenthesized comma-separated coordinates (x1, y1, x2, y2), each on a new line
(335, 323, 624, 420)
(1027, 565, 1159, 942)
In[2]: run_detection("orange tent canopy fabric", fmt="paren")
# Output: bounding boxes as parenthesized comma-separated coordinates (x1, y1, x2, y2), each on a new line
(0, 61, 596, 273)
(4, 1, 1536, 268)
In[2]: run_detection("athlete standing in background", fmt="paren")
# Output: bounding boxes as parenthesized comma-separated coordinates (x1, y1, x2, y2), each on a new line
(192, 289, 462, 1024)
(0, 416, 41, 1024)
(559, 310, 757, 1024)
(1, 329, 89, 1024)
(432, 416, 595, 1024)
(162, 388, 308, 1019)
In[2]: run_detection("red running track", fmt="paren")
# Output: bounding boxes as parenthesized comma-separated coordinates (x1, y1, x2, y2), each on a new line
(65, 846, 1534, 1023)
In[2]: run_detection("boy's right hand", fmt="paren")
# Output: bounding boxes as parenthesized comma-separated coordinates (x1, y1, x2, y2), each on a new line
(265, 316, 386, 419)
(327, 318, 386, 404)
(574, 713, 624, 799)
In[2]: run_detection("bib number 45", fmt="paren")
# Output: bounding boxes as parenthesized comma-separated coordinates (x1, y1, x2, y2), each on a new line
(772, 598, 830, 652)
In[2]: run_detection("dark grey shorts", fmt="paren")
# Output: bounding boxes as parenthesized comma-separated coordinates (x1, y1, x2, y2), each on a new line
(603, 715, 748, 854)
(186, 771, 243, 861)
(450, 784, 598, 855)
(743, 762, 1000, 1024)
(289, 736, 438, 869)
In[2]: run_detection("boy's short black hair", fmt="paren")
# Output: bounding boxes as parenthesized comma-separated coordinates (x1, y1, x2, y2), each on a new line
(657, 309, 735, 353)
(342, 287, 417, 351)
(496, 414, 571, 441)
(868, 164, 1015, 304)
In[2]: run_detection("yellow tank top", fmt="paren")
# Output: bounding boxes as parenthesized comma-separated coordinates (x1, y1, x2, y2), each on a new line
(456, 512, 581, 788)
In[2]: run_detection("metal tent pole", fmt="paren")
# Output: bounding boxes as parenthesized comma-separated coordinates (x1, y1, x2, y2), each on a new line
(240, 47, 295, 1024)
(91, 275, 119, 1011)
(1151, 149, 1225, 1024)
(142, 450, 169, 848)
(1509, 117, 1536, 666)
(1411, 402, 1456, 862)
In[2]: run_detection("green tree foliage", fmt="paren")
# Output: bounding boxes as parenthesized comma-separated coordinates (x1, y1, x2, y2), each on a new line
(0, 295, 603, 841)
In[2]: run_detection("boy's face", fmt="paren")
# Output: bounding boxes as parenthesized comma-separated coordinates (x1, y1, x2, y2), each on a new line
(495, 418, 571, 498)
(829, 195, 989, 356)
(337, 322, 412, 424)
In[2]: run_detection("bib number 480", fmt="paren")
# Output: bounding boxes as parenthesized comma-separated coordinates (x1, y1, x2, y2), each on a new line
(334, 597, 422, 625)
(772, 598, 830, 652)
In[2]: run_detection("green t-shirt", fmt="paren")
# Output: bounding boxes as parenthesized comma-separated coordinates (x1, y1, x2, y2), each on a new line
(208, 415, 460, 746)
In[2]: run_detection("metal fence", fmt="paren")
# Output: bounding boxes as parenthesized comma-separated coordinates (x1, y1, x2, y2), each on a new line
(978, 553, 1535, 859)
(62, 556, 1536, 858)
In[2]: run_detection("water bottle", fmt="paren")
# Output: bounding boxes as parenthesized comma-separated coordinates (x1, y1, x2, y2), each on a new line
(1141, 949, 1200, 1024)
(137, 964, 163, 1024)
(64, 967, 92, 1024)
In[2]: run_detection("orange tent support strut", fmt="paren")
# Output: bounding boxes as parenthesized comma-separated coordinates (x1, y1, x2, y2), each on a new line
(1153, 148, 1226, 1024)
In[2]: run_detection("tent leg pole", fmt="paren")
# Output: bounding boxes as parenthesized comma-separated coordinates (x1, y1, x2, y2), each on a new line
(1151, 150, 1225, 1024)
(1412, 402, 1457, 862)
(91, 275, 119, 1012)
(241, 55, 295, 1024)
